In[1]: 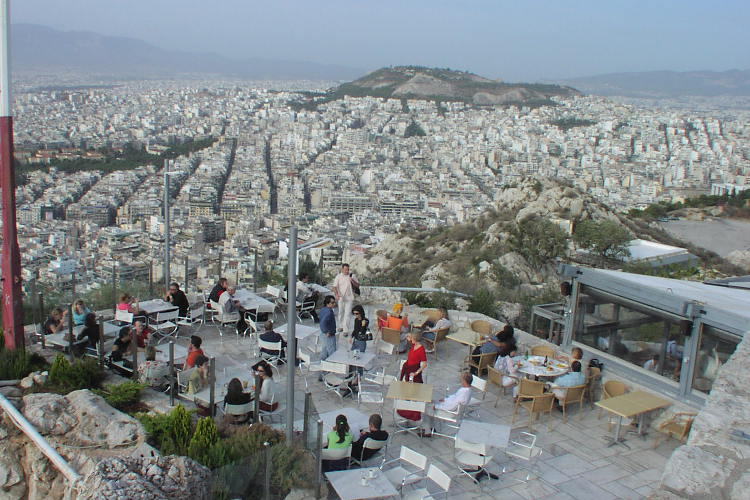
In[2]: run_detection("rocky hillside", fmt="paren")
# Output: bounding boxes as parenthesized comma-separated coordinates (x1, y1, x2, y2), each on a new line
(350, 178, 738, 326)
(327, 66, 580, 106)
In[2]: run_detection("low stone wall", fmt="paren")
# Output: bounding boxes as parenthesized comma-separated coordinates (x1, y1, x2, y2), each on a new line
(650, 332, 750, 500)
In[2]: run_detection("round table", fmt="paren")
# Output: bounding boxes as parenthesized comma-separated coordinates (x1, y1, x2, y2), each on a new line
(518, 355, 569, 378)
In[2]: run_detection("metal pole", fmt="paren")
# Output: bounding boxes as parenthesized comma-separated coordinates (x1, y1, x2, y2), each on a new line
(148, 260, 154, 297)
(38, 292, 45, 349)
(263, 442, 272, 500)
(253, 249, 258, 292)
(71, 271, 76, 296)
(302, 391, 312, 446)
(0, 1, 25, 350)
(315, 419, 323, 500)
(184, 258, 189, 294)
(208, 356, 216, 417)
(286, 226, 298, 441)
(97, 322, 104, 367)
(253, 373, 261, 424)
(67, 303, 74, 361)
(112, 264, 117, 314)
(235, 263, 239, 289)
(163, 160, 171, 289)
(130, 326, 138, 379)
(168, 340, 175, 407)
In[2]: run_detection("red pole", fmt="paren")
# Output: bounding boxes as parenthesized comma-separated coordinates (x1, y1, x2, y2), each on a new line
(0, 0, 24, 350)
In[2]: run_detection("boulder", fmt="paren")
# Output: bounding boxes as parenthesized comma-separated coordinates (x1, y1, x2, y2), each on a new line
(727, 250, 750, 272)
(32, 372, 48, 386)
(660, 445, 735, 497)
(19, 376, 35, 390)
(73, 456, 211, 500)
(22, 393, 76, 436)
(0, 386, 21, 398)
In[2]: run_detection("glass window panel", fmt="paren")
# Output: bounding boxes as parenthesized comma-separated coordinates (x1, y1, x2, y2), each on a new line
(692, 324, 739, 394)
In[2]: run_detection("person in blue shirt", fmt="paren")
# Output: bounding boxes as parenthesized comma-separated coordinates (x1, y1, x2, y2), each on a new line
(72, 299, 91, 326)
(550, 361, 586, 401)
(318, 295, 337, 361)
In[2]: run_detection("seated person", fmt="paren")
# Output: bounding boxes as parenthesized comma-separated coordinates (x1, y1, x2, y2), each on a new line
(420, 372, 473, 437)
(185, 335, 205, 369)
(187, 355, 210, 395)
(643, 353, 659, 372)
(259, 320, 287, 359)
(218, 286, 250, 332)
(111, 327, 133, 362)
(375, 309, 388, 333)
(421, 307, 452, 341)
(72, 300, 91, 326)
(255, 361, 277, 411)
(223, 377, 252, 424)
(76, 312, 101, 350)
(351, 414, 389, 461)
(296, 273, 320, 323)
(470, 325, 516, 374)
(208, 277, 228, 304)
(117, 293, 144, 317)
(387, 303, 410, 353)
(44, 308, 67, 335)
(550, 361, 586, 400)
(494, 352, 521, 394)
(131, 320, 154, 348)
(323, 414, 354, 472)
(165, 282, 190, 318)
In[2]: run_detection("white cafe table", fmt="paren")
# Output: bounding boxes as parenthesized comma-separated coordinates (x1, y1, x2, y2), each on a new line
(46, 322, 120, 349)
(518, 356, 569, 378)
(233, 289, 275, 313)
(276, 323, 318, 341)
(309, 283, 331, 294)
(138, 299, 178, 315)
(325, 467, 398, 500)
(326, 348, 376, 368)
(294, 407, 370, 435)
(457, 420, 511, 449)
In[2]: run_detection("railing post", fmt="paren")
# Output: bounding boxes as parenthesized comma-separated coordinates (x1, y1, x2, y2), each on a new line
(208, 356, 216, 417)
(286, 226, 297, 441)
(253, 373, 261, 424)
(130, 327, 138, 379)
(169, 340, 175, 407)
(264, 441, 272, 500)
(97, 322, 104, 367)
(149, 260, 154, 298)
(67, 303, 74, 362)
(184, 258, 189, 294)
(302, 391, 312, 446)
(315, 419, 323, 500)
(38, 292, 45, 349)
(112, 264, 117, 314)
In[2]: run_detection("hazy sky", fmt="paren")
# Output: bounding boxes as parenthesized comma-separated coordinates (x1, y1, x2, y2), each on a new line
(14, 0, 750, 81)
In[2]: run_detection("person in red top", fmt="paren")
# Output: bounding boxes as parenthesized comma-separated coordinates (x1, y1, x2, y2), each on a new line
(132, 320, 153, 348)
(400, 331, 427, 383)
(185, 335, 205, 369)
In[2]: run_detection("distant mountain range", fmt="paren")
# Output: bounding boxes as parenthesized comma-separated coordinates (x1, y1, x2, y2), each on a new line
(12, 23, 362, 80)
(557, 69, 750, 97)
(309, 66, 581, 107)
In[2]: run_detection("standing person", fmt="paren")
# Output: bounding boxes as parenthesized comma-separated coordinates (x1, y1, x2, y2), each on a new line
(208, 277, 228, 304)
(332, 264, 358, 336)
(296, 273, 320, 323)
(165, 282, 189, 318)
(72, 299, 91, 326)
(350, 305, 370, 378)
(319, 295, 337, 361)
(400, 332, 428, 383)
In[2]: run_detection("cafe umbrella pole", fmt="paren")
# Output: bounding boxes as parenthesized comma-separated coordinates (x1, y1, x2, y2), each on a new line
(285, 226, 298, 441)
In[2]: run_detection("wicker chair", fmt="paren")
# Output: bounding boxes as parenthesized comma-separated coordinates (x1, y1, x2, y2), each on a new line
(464, 352, 498, 377)
(585, 366, 601, 406)
(470, 320, 492, 335)
(599, 380, 629, 429)
(381, 327, 402, 347)
(487, 366, 520, 407)
(530, 345, 557, 359)
(555, 384, 587, 422)
(422, 327, 450, 358)
(653, 412, 697, 448)
(512, 393, 555, 431)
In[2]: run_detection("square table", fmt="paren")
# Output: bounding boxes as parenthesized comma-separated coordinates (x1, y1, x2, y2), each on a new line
(595, 390, 672, 448)
(447, 329, 482, 355)
(139, 299, 178, 315)
(386, 381, 434, 403)
(325, 467, 398, 500)
(326, 348, 376, 368)
(277, 323, 319, 341)
(309, 283, 331, 294)
(457, 420, 511, 449)
(233, 289, 275, 313)
(46, 322, 121, 349)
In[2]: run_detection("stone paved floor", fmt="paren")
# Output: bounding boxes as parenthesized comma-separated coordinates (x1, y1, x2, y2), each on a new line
(114, 309, 679, 499)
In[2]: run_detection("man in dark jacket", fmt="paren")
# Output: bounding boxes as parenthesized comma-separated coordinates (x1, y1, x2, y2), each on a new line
(259, 320, 287, 359)
(351, 414, 389, 462)
(165, 282, 190, 317)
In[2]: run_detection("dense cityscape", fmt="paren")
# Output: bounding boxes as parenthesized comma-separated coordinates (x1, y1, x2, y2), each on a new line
(7, 77, 750, 297)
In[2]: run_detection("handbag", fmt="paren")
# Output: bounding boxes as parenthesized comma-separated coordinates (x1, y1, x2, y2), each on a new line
(589, 358, 604, 371)
(350, 276, 360, 295)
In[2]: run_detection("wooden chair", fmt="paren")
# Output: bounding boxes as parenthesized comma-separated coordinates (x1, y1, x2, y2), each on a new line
(381, 327, 401, 347)
(598, 380, 628, 419)
(512, 393, 555, 431)
(530, 345, 556, 358)
(517, 378, 546, 399)
(470, 320, 492, 335)
(487, 366, 519, 407)
(422, 327, 450, 358)
(653, 412, 697, 448)
(422, 309, 442, 323)
(555, 384, 587, 422)
(464, 352, 498, 377)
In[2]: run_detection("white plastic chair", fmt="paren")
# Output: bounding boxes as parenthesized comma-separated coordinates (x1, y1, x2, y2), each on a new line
(465, 376, 487, 418)
(178, 304, 204, 330)
(222, 401, 253, 424)
(431, 404, 464, 441)
(505, 431, 542, 481)
(320, 360, 355, 400)
(393, 399, 426, 438)
(211, 300, 239, 334)
(150, 309, 179, 340)
(258, 391, 284, 424)
(381, 446, 429, 494)
(114, 310, 134, 325)
(350, 437, 388, 467)
(402, 464, 452, 500)
(454, 438, 496, 484)
(259, 339, 285, 366)
(321, 444, 352, 470)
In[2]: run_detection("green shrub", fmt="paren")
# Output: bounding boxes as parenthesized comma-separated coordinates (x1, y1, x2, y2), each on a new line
(137, 404, 194, 456)
(0, 349, 47, 380)
(468, 288, 497, 317)
(47, 354, 103, 393)
(93, 381, 145, 411)
(188, 417, 223, 467)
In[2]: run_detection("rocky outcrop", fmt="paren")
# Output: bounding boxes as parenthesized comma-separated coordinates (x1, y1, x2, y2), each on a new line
(726, 249, 750, 272)
(650, 333, 750, 499)
(0, 389, 210, 499)
(73, 456, 210, 500)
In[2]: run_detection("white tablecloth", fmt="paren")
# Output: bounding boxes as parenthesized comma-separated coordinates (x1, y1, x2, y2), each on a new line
(326, 348, 376, 368)
(233, 289, 275, 313)
(519, 355, 569, 377)
(325, 467, 398, 500)
(139, 299, 178, 315)
(276, 323, 319, 341)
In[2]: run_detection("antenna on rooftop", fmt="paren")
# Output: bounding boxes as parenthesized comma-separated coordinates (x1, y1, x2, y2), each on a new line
(0, 0, 25, 350)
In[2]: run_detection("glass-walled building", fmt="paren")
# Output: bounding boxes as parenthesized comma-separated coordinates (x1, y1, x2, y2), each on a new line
(558, 265, 748, 405)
